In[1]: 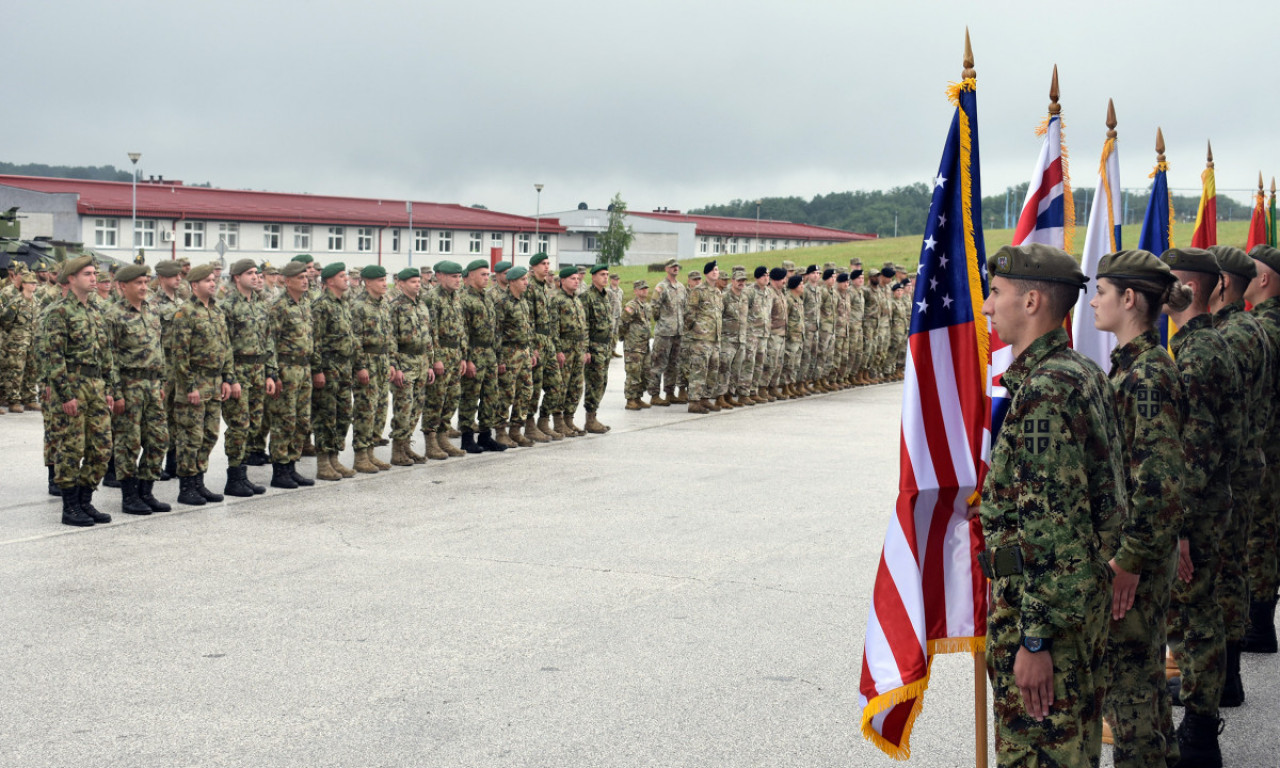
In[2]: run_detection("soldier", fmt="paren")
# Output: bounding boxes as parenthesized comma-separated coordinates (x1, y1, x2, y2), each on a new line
(310, 262, 358, 480)
(798, 265, 820, 393)
(549, 266, 588, 437)
(580, 263, 613, 433)
(607, 272, 623, 358)
(526, 253, 560, 441)
(620, 279, 653, 411)
(743, 265, 773, 404)
(847, 267, 866, 384)
(647, 259, 686, 405)
(423, 260, 469, 457)
(170, 263, 234, 506)
(347, 265, 364, 300)
(266, 261, 316, 489)
(105, 264, 171, 516)
(456, 259, 506, 453)
(716, 266, 749, 409)
(816, 267, 837, 390)
(219, 259, 276, 497)
(1244, 243, 1280, 654)
(889, 280, 910, 381)
(1161, 247, 1241, 766)
(680, 267, 715, 414)
(0, 272, 37, 410)
(978, 243, 1124, 767)
(388, 267, 439, 465)
(833, 272, 852, 388)
(494, 266, 537, 446)
(350, 265, 396, 473)
(765, 267, 788, 400)
(1090, 250, 1189, 768)
(784, 274, 806, 398)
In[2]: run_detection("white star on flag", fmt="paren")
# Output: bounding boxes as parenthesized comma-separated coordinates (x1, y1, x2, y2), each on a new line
(938, 213, 947, 228)
(939, 254, 949, 269)
(934, 174, 947, 189)
(915, 298, 928, 314)
(941, 294, 953, 309)
(929, 277, 938, 291)
(923, 235, 937, 251)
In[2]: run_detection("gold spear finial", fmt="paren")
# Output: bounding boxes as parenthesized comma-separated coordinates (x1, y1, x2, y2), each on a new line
(962, 28, 975, 79)
(1156, 127, 1165, 163)
(1106, 99, 1117, 139)
(1048, 65, 1060, 116)
(1206, 140, 1214, 169)
(1259, 172, 1265, 193)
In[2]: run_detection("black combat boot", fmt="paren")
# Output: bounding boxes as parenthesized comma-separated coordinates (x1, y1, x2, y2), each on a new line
(476, 429, 507, 452)
(79, 485, 111, 523)
(223, 465, 256, 498)
(119, 477, 153, 515)
(60, 486, 92, 527)
(1168, 676, 1183, 707)
(244, 450, 270, 466)
(177, 475, 206, 506)
(1172, 711, 1223, 768)
(460, 430, 484, 454)
(47, 465, 61, 497)
(271, 462, 298, 490)
(244, 466, 266, 495)
(288, 461, 315, 487)
(1220, 642, 1244, 707)
(138, 480, 171, 512)
(1243, 596, 1278, 654)
(102, 458, 120, 488)
(195, 472, 223, 503)
(160, 449, 177, 481)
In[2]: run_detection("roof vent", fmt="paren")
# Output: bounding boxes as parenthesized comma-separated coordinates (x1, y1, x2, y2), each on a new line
(577, 202, 588, 210)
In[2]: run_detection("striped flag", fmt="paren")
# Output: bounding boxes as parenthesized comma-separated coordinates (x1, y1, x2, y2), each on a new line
(1248, 181, 1269, 251)
(858, 74, 990, 760)
(1190, 158, 1217, 248)
(1269, 179, 1276, 247)
(1072, 129, 1122, 369)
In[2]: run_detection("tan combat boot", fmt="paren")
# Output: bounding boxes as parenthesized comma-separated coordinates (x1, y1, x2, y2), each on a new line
(625, 399, 642, 411)
(714, 395, 732, 410)
(510, 423, 534, 447)
(704, 398, 721, 412)
(672, 388, 689, 404)
(584, 412, 610, 434)
(638, 397, 652, 409)
(437, 431, 466, 457)
(421, 432, 448, 460)
(390, 439, 415, 466)
(331, 452, 357, 478)
(494, 425, 519, 449)
(524, 417, 551, 443)
(539, 414, 564, 440)
(26, 401, 40, 412)
(353, 448, 380, 474)
(559, 413, 584, 437)
(8, 403, 24, 413)
(315, 453, 343, 481)
(688, 399, 709, 414)
(650, 391, 669, 406)
(368, 448, 392, 471)
(447, 426, 461, 439)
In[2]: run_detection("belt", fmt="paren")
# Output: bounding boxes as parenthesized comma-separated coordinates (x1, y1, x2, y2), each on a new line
(397, 344, 425, 355)
(278, 354, 309, 366)
(120, 366, 164, 380)
(437, 339, 462, 350)
(978, 546, 1025, 579)
(362, 343, 390, 354)
(589, 334, 612, 344)
(67, 363, 102, 378)
(234, 354, 267, 365)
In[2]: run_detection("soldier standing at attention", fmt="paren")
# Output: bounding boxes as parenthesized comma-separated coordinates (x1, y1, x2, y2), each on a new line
(106, 264, 171, 516)
(784, 274, 806, 398)
(607, 272, 623, 358)
(149, 259, 185, 480)
(526, 253, 560, 441)
(743, 266, 772, 404)
(0, 273, 38, 410)
(549, 266, 588, 437)
(681, 266, 715, 414)
(170, 263, 234, 507)
(425, 260, 469, 457)
(1090, 250, 1189, 768)
(310, 263, 359, 480)
(765, 267, 788, 400)
(37, 272, 71, 497)
(833, 272, 852, 387)
(620, 279, 652, 411)
(41, 255, 115, 526)
(978, 243, 1124, 768)
(388, 268, 438, 465)
(219, 259, 275, 497)
(494, 266, 537, 446)
(457, 259, 506, 453)
(816, 267, 837, 390)
(350, 265, 396, 473)
(716, 266, 749, 409)
(266, 261, 316, 489)
(580, 263, 613, 434)
(647, 259, 685, 406)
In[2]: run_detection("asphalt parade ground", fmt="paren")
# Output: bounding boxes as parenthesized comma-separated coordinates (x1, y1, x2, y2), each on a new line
(2, 357, 1277, 767)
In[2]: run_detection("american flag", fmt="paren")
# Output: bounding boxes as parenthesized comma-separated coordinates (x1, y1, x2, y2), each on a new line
(858, 77, 990, 759)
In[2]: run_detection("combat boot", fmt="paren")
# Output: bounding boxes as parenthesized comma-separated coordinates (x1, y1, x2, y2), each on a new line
(161, 449, 177, 481)
(119, 477, 153, 515)
(405, 439, 426, 464)
(195, 472, 224, 502)
(538, 414, 564, 440)
(460, 430, 485, 454)
(177, 475, 206, 506)
(7, 402, 22, 413)
(672, 388, 689, 404)
(271, 462, 299, 489)
(138, 480, 171, 512)
(302, 439, 317, 457)
(25, 401, 40, 412)
(79, 485, 111, 523)
(423, 434, 450, 461)
(687, 399, 709, 414)
(244, 468, 267, 495)
(639, 397, 651, 408)
(477, 429, 508, 452)
(562, 413, 585, 436)
(447, 426, 462, 439)
(47, 465, 62, 497)
(368, 449, 392, 471)
(715, 395, 733, 410)
(626, 399, 642, 411)
(391, 439, 415, 467)
(705, 398, 721, 412)
(1172, 712, 1223, 768)
(245, 450, 270, 466)
(353, 448, 380, 474)
(524, 417, 550, 443)
(288, 461, 315, 486)
(1243, 596, 1278, 653)
(61, 488, 93, 527)
(585, 412, 610, 433)
(494, 426, 519, 449)
(437, 431, 466, 457)
(510, 423, 534, 447)
(1221, 642, 1244, 707)
(222, 465, 256, 498)
(103, 458, 121, 488)
(331, 453, 357, 478)
(315, 453, 343, 481)
(650, 391, 670, 406)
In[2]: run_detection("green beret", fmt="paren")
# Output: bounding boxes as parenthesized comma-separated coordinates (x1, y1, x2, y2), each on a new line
(361, 265, 387, 280)
(229, 258, 258, 277)
(530, 252, 549, 266)
(1097, 250, 1173, 283)
(633, 279, 649, 290)
(154, 260, 183, 277)
(989, 243, 1087, 288)
(506, 266, 528, 281)
(435, 260, 462, 275)
(558, 266, 578, 279)
(493, 260, 513, 274)
(60, 254, 95, 281)
(395, 268, 419, 281)
(187, 263, 216, 283)
(320, 262, 346, 281)
(1250, 244, 1280, 276)
(116, 264, 150, 283)
(589, 263, 608, 275)
(1161, 247, 1220, 276)
(281, 261, 308, 278)
(462, 258, 489, 277)
(292, 254, 314, 264)
(177, 258, 191, 267)
(1208, 245, 1256, 280)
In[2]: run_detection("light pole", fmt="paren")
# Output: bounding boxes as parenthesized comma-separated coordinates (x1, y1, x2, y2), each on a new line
(755, 199, 762, 250)
(406, 200, 413, 267)
(534, 183, 544, 255)
(128, 152, 141, 256)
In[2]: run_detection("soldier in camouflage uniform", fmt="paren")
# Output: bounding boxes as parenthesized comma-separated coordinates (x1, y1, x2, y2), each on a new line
(833, 272, 852, 386)
(784, 275, 806, 398)
(716, 266, 749, 409)
(849, 267, 868, 383)
(1244, 244, 1280, 655)
(580, 264, 613, 434)
(683, 263, 723, 414)
(979, 244, 1123, 768)
(266, 261, 316, 489)
(765, 268, 788, 399)
(815, 267, 837, 390)
(549, 266, 588, 437)
(526, 253, 559, 441)
(149, 259, 186, 480)
(607, 273, 623, 358)
(743, 266, 772, 403)
(456, 259, 506, 453)
(495, 266, 537, 446)
(350, 265, 395, 473)
(1090, 250, 1188, 768)
(388, 268, 438, 465)
(310, 263, 359, 480)
(424, 261, 469, 457)
(171, 263, 234, 506)
(889, 280, 910, 380)
(873, 268, 895, 379)
(620, 279, 652, 411)
(0, 273, 37, 409)
(647, 259, 686, 405)
(37, 276, 70, 496)
(219, 259, 275, 497)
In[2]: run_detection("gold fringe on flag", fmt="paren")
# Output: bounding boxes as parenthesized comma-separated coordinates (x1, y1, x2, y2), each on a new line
(1034, 116, 1076, 252)
(1149, 161, 1175, 248)
(1098, 137, 1119, 251)
(948, 77, 989, 389)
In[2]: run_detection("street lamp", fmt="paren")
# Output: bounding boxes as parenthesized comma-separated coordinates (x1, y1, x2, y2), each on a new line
(534, 183, 544, 255)
(406, 200, 413, 267)
(128, 152, 141, 256)
(755, 199, 762, 250)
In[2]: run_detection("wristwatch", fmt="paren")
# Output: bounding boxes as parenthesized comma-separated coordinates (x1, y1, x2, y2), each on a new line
(1021, 636, 1052, 653)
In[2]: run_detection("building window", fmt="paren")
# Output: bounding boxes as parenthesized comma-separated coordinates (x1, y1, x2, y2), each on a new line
(94, 218, 119, 247)
(755, 240, 764, 253)
(712, 237, 723, 255)
(468, 232, 483, 254)
(537, 234, 549, 254)
(263, 224, 281, 250)
(414, 229, 430, 252)
(134, 219, 156, 248)
(584, 234, 599, 251)
(770, 239, 778, 251)
(517, 233, 531, 255)
(327, 226, 345, 251)
(391, 229, 400, 252)
(184, 221, 205, 249)
(437, 231, 453, 253)
(729, 238, 738, 255)
(698, 237, 708, 254)
(490, 232, 503, 250)
(357, 227, 374, 252)
(217, 222, 239, 249)
(293, 225, 311, 250)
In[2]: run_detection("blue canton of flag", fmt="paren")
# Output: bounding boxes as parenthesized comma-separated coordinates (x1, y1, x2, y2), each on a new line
(1140, 162, 1173, 346)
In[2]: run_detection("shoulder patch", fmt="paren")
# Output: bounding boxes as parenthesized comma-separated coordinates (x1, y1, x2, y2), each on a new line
(1021, 416, 1052, 455)
(1135, 384, 1163, 419)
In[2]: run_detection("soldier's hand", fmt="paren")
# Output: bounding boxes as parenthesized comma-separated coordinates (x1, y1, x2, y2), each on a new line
(497, 364, 506, 375)
(266, 378, 279, 397)
(1108, 558, 1140, 620)
(105, 395, 115, 413)
(433, 361, 444, 376)
(532, 354, 539, 367)
(556, 352, 565, 368)
(463, 361, 476, 378)
(424, 368, 436, 385)
(112, 397, 126, 416)
(584, 353, 592, 364)
(1177, 539, 1194, 584)
(187, 390, 201, 405)
(390, 369, 405, 388)
(227, 383, 240, 400)
(1014, 647, 1054, 721)
(313, 372, 326, 388)
(62, 398, 79, 417)
(357, 369, 370, 385)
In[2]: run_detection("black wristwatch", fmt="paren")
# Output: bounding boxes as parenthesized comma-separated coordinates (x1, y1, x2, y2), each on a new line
(1021, 636, 1052, 653)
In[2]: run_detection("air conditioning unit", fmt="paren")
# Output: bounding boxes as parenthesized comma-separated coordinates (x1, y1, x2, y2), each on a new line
(162, 231, 175, 242)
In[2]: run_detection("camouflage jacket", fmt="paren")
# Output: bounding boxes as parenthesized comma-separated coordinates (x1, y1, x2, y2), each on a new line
(106, 300, 165, 398)
(171, 296, 234, 394)
(745, 282, 773, 339)
(606, 284, 623, 321)
(388, 291, 434, 373)
(310, 290, 357, 374)
(684, 282, 722, 342)
(0, 292, 35, 346)
(1108, 330, 1186, 573)
(619, 298, 652, 351)
(769, 284, 788, 335)
(351, 292, 394, 374)
(785, 291, 805, 341)
(834, 288, 851, 338)
(1250, 296, 1280, 443)
(650, 278, 686, 337)
(527, 275, 556, 348)
(849, 283, 866, 332)
(219, 289, 278, 380)
(890, 293, 909, 334)
(147, 288, 184, 367)
(429, 287, 468, 357)
(980, 327, 1125, 638)
(818, 285, 836, 333)
(549, 286, 587, 355)
(495, 290, 535, 354)
(1213, 299, 1272, 478)
(268, 292, 314, 365)
(861, 285, 880, 334)
(460, 284, 498, 356)
(802, 282, 820, 331)
(581, 285, 614, 349)
(720, 287, 748, 344)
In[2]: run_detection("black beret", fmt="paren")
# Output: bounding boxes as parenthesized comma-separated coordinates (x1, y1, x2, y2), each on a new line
(754, 265, 768, 279)
(822, 268, 835, 280)
(787, 275, 803, 290)
(880, 266, 896, 278)
(850, 269, 863, 279)
(805, 264, 818, 275)
(703, 260, 718, 274)
(836, 273, 849, 283)
(769, 267, 787, 281)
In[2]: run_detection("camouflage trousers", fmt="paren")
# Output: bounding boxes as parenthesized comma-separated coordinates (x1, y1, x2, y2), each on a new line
(784, 337, 803, 385)
(1222, 471, 1261, 642)
(529, 337, 551, 418)
(248, 388, 269, 457)
(268, 364, 312, 464)
(1247, 453, 1279, 601)
(848, 328, 865, 375)
(1168, 546, 1224, 718)
(500, 346, 534, 425)
(54, 377, 112, 489)
(860, 322, 878, 375)
(623, 345, 650, 400)
(988, 570, 1110, 768)
(647, 334, 681, 396)
(458, 347, 499, 431)
(390, 370, 427, 440)
(0, 337, 31, 404)
(875, 323, 892, 373)
(173, 374, 223, 477)
(676, 337, 690, 389)
(583, 343, 610, 413)
(800, 326, 817, 380)
(817, 330, 834, 378)
(42, 384, 62, 466)
(743, 334, 767, 392)
(555, 346, 585, 415)
(352, 358, 389, 451)
(112, 376, 168, 481)
(222, 362, 266, 466)
(1104, 550, 1177, 768)
(716, 338, 741, 398)
(683, 339, 718, 401)
(765, 333, 786, 387)
(312, 367, 353, 454)
(425, 347, 462, 432)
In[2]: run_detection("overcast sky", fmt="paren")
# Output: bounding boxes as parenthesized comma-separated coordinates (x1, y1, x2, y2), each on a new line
(10, 1, 1278, 224)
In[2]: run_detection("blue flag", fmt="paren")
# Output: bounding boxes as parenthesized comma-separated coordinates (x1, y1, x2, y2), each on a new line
(1139, 162, 1172, 346)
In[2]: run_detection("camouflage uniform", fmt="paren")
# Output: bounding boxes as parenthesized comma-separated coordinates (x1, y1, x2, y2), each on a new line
(717, 285, 747, 399)
(528, 273, 558, 421)
(494, 288, 535, 427)
(310, 290, 357, 455)
(817, 282, 836, 379)
(458, 284, 500, 432)
(851, 282, 868, 377)
(107, 299, 168, 481)
(148, 286, 184, 464)
(743, 281, 772, 395)
(784, 290, 805, 386)
(580, 283, 613, 414)
(980, 327, 1124, 768)
(389, 289, 433, 442)
(606, 282, 623, 351)
(267, 293, 313, 464)
(800, 281, 820, 380)
(889, 291, 909, 372)
(874, 282, 893, 376)
(683, 280, 722, 402)
(351, 291, 393, 452)
(1249, 296, 1280, 612)
(425, 285, 467, 433)
(37, 296, 69, 469)
(170, 296, 233, 477)
(766, 284, 788, 388)
(549, 284, 587, 415)
(219, 289, 277, 466)
(41, 294, 116, 489)
(647, 277, 686, 397)
(0, 290, 36, 405)
(619, 295, 652, 401)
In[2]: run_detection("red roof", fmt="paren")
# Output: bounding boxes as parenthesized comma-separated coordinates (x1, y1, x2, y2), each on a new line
(630, 210, 875, 241)
(0, 175, 564, 233)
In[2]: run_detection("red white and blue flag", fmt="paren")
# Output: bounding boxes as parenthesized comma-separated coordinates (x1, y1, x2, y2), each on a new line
(859, 76, 991, 759)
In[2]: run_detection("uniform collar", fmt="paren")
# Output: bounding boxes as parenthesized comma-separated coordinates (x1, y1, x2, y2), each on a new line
(1001, 327, 1069, 396)
(1108, 329, 1160, 374)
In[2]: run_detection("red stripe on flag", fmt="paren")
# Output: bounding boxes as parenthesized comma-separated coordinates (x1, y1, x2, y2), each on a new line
(1014, 159, 1063, 241)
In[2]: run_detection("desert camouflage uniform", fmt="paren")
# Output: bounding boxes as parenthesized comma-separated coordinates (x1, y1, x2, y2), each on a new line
(170, 295, 233, 477)
(107, 299, 168, 481)
(0, 290, 36, 405)
(220, 289, 277, 466)
(549, 285, 587, 416)
(310, 290, 357, 455)
(267, 293, 313, 464)
(494, 288, 535, 426)
(580, 283, 613, 414)
(389, 289, 433, 442)
(351, 291, 393, 452)
(41, 294, 116, 489)
(647, 277, 686, 397)
(619, 295, 652, 401)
